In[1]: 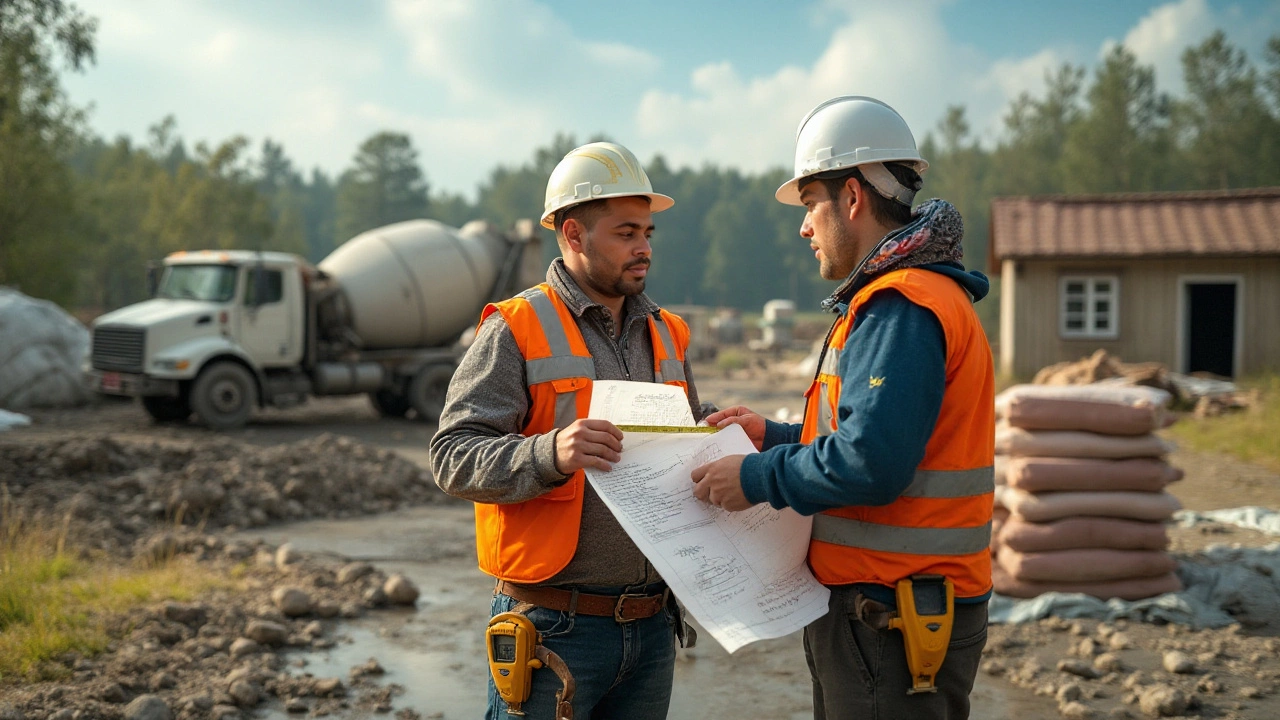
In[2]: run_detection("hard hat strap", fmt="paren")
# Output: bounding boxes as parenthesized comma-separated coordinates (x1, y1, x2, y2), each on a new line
(860, 162, 917, 206)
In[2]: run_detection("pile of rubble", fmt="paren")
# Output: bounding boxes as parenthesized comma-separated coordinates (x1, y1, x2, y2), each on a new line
(0, 433, 458, 556)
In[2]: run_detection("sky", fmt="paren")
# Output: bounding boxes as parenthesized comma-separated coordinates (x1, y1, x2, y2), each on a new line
(61, 0, 1280, 199)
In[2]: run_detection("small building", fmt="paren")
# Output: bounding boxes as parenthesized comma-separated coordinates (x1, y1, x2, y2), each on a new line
(989, 187, 1280, 379)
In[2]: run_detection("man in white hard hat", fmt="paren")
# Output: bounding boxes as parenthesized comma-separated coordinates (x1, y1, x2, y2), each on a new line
(692, 97, 996, 719)
(431, 141, 702, 719)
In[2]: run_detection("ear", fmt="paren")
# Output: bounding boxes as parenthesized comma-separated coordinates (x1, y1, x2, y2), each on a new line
(561, 218, 587, 254)
(845, 177, 866, 223)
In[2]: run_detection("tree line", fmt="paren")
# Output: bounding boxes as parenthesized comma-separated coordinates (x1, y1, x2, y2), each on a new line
(4, 0, 1279, 316)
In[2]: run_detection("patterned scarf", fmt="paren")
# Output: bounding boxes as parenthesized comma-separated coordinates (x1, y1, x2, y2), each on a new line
(823, 198, 965, 311)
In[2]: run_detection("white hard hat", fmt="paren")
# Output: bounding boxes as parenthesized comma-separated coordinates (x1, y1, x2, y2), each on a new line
(541, 141, 674, 229)
(776, 96, 928, 207)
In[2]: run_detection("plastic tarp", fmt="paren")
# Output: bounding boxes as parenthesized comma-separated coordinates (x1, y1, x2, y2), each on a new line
(0, 409, 32, 431)
(0, 287, 92, 409)
(1174, 506, 1280, 536)
(990, 543, 1280, 629)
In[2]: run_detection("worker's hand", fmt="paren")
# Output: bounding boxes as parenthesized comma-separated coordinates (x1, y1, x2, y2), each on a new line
(554, 419, 624, 474)
(704, 406, 766, 451)
(691, 455, 753, 511)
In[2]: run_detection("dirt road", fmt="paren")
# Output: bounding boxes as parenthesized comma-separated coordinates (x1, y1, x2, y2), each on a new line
(8, 369, 1280, 719)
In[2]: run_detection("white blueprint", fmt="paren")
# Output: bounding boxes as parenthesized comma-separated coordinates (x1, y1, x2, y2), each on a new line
(588, 380, 695, 429)
(585, 423, 831, 653)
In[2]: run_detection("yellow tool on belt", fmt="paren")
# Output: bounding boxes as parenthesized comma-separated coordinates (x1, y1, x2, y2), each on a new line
(487, 610, 576, 719)
(888, 574, 955, 694)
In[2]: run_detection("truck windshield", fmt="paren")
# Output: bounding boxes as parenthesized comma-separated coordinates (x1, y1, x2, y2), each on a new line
(157, 265, 238, 302)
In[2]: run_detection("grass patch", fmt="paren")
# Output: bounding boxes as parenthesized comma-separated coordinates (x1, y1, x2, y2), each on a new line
(0, 493, 240, 683)
(1166, 374, 1280, 472)
(715, 348, 749, 375)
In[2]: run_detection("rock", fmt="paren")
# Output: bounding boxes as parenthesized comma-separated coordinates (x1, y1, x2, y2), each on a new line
(229, 638, 261, 658)
(275, 543, 300, 569)
(49, 711, 73, 720)
(981, 659, 1007, 676)
(102, 682, 128, 703)
(227, 679, 259, 707)
(244, 620, 289, 646)
(1070, 622, 1088, 636)
(180, 693, 214, 712)
(314, 677, 345, 697)
(1122, 672, 1146, 691)
(363, 586, 388, 607)
(1161, 651, 1195, 674)
(0, 705, 23, 720)
(1108, 632, 1132, 651)
(1057, 683, 1084, 703)
(340, 602, 362, 618)
(210, 706, 240, 720)
(272, 586, 313, 617)
(123, 695, 171, 720)
(1058, 659, 1102, 680)
(384, 574, 420, 605)
(285, 697, 309, 713)
(1059, 701, 1095, 719)
(314, 600, 341, 618)
(1196, 675, 1223, 694)
(161, 601, 208, 627)
(1077, 638, 1099, 656)
(1239, 686, 1263, 698)
(150, 670, 177, 690)
(1094, 653, 1124, 673)
(351, 658, 386, 677)
(1096, 624, 1115, 639)
(337, 562, 374, 585)
(1107, 709, 1133, 719)
(1138, 685, 1188, 717)
(303, 620, 324, 637)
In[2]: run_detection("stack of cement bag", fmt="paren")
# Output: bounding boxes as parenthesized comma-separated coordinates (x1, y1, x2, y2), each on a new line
(992, 384, 1183, 600)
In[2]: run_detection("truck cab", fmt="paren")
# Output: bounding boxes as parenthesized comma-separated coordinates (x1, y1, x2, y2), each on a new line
(87, 250, 308, 427)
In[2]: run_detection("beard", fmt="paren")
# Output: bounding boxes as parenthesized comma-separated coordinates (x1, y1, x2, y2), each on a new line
(583, 234, 649, 297)
(818, 218, 860, 281)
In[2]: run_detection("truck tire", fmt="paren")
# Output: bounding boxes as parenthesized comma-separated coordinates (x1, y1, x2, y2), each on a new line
(369, 389, 412, 418)
(191, 361, 258, 430)
(141, 394, 191, 423)
(408, 364, 454, 423)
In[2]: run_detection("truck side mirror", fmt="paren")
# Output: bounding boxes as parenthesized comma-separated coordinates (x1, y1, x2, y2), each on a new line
(146, 264, 160, 297)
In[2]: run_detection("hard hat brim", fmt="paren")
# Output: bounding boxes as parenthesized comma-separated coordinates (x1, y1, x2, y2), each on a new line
(539, 192, 675, 229)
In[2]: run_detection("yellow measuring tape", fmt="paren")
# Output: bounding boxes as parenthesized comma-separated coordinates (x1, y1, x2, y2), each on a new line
(615, 425, 720, 434)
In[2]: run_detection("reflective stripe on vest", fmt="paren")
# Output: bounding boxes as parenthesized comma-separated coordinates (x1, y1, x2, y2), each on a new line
(523, 288, 595, 428)
(815, 346, 841, 437)
(651, 315, 686, 384)
(812, 515, 993, 556)
(900, 466, 995, 499)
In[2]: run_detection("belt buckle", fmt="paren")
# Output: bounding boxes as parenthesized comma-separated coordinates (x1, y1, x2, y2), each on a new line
(613, 593, 648, 624)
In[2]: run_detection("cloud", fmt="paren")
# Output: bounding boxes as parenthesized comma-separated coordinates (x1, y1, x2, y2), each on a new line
(1118, 0, 1215, 90)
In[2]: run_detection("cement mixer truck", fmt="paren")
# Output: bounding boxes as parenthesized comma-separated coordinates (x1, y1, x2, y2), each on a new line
(85, 219, 543, 430)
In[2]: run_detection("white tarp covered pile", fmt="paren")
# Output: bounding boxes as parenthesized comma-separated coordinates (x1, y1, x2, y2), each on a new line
(992, 384, 1183, 600)
(0, 286, 93, 409)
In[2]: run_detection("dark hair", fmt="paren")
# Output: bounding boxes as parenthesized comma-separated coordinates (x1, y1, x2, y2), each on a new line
(554, 199, 610, 238)
(806, 163, 920, 227)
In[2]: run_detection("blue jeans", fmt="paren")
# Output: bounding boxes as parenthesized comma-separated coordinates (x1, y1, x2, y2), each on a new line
(486, 584, 677, 720)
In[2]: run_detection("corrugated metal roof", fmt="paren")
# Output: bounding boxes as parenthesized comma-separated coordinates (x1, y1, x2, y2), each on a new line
(989, 187, 1280, 270)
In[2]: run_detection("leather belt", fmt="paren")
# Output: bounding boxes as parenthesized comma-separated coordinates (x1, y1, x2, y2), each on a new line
(496, 581, 668, 623)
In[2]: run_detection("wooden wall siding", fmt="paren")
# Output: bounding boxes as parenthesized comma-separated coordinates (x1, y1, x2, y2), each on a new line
(1007, 257, 1280, 379)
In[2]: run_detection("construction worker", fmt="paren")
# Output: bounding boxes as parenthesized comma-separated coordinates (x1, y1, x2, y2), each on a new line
(691, 96, 995, 719)
(430, 141, 701, 720)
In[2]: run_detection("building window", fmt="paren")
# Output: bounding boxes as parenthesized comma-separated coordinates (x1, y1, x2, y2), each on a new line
(1059, 275, 1119, 339)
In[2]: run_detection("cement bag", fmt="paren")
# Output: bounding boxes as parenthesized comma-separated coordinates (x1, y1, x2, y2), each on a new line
(0, 288, 91, 409)
(996, 425, 1174, 459)
(998, 517, 1169, 553)
(996, 384, 1171, 435)
(997, 546, 1175, 582)
(992, 565, 1182, 601)
(991, 505, 1010, 554)
(994, 455, 1008, 485)
(1005, 457, 1182, 493)
(998, 487, 1182, 523)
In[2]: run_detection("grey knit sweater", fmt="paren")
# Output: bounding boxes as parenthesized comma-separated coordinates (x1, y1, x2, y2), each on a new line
(429, 258, 703, 586)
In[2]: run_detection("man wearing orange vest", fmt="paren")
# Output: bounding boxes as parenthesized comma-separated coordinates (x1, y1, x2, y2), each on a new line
(691, 97, 995, 719)
(430, 141, 703, 720)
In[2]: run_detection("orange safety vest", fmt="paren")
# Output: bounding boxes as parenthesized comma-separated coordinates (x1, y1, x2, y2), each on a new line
(472, 282, 691, 583)
(801, 268, 995, 598)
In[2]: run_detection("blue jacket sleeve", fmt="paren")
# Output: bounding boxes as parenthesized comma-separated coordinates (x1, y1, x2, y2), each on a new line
(738, 290, 947, 516)
(761, 419, 802, 449)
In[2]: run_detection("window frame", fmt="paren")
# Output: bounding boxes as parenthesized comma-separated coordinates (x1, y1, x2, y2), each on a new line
(1058, 274, 1120, 340)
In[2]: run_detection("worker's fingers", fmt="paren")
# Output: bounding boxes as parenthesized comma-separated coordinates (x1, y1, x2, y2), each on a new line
(704, 405, 750, 426)
(691, 478, 710, 503)
(577, 440, 621, 464)
(581, 429, 623, 453)
(690, 463, 708, 482)
(578, 418, 624, 440)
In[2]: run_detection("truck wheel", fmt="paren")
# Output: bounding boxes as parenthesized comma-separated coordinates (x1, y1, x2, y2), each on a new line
(408, 364, 454, 423)
(141, 394, 191, 423)
(191, 361, 258, 430)
(369, 389, 412, 418)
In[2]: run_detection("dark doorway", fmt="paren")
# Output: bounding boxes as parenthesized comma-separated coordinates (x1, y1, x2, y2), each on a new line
(1185, 282, 1237, 377)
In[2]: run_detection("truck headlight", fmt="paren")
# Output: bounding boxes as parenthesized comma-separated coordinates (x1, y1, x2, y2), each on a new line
(153, 359, 190, 371)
